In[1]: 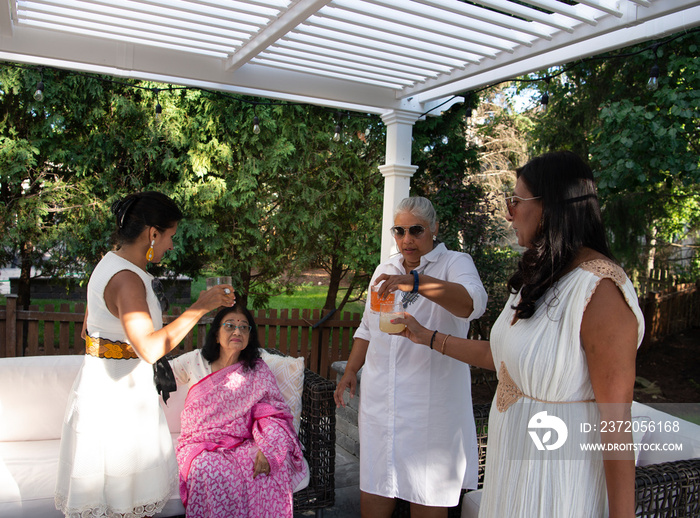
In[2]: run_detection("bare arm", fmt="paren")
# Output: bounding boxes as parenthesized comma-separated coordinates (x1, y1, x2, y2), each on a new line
(333, 337, 369, 407)
(81, 308, 88, 340)
(105, 270, 235, 364)
(391, 312, 495, 370)
(581, 278, 639, 518)
(375, 272, 475, 318)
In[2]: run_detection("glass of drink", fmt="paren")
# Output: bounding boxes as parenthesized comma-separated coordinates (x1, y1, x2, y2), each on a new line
(379, 300, 405, 333)
(206, 276, 233, 293)
(370, 282, 394, 313)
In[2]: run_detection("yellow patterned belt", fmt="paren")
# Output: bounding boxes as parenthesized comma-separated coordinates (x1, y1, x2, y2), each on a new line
(496, 361, 595, 412)
(86, 335, 139, 360)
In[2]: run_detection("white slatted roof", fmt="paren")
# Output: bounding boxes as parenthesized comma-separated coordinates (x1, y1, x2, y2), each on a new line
(1, 0, 699, 115)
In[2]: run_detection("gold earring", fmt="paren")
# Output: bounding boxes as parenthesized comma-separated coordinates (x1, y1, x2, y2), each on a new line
(146, 239, 155, 262)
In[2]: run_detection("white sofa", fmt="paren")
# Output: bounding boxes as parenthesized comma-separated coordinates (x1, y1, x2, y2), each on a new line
(0, 354, 312, 518)
(461, 401, 700, 517)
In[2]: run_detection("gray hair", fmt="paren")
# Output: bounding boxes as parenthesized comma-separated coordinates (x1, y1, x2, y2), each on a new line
(394, 196, 438, 233)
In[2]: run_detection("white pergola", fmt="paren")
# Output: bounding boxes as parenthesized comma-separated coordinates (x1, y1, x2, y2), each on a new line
(1, 0, 699, 260)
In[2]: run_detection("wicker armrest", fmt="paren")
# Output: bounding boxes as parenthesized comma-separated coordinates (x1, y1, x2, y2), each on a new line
(294, 367, 336, 511)
(265, 349, 336, 512)
(473, 403, 491, 490)
(635, 459, 700, 517)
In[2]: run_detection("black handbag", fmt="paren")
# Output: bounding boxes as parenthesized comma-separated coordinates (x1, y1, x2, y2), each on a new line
(151, 278, 177, 404)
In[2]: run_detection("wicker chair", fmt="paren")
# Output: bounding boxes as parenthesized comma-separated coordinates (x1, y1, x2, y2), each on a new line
(394, 402, 700, 517)
(267, 349, 336, 517)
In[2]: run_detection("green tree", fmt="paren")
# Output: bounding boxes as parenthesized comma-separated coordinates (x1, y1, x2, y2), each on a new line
(0, 66, 99, 307)
(520, 31, 700, 280)
(411, 98, 518, 338)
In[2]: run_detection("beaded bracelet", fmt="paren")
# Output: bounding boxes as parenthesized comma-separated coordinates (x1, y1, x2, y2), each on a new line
(429, 329, 438, 350)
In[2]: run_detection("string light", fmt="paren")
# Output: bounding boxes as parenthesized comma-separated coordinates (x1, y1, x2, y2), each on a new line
(252, 115, 261, 134)
(647, 45, 660, 91)
(33, 67, 44, 102)
(540, 77, 551, 112)
(154, 89, 162, 123)
(333, 123, 341, 142)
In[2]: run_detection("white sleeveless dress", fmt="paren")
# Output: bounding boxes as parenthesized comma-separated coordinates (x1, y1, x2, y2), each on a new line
(478, 259, 645, 518)
(55, 252, 178, 518)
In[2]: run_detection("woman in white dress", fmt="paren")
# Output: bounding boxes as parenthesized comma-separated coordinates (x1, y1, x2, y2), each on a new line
(55, 191, 235, 518)
(393, 152, 644, 518)
(334, 196, 488, 518)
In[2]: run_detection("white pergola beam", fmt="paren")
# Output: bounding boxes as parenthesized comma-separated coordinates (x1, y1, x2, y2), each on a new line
(226, 0, 331, 71)
(368, 0, 552, 41)
(0, 0, 13, 36)
(416, 0, 575, 33)
(405, 2, 700, 103)
(325, 3, 519, 52)
(272, 41, 445, 77)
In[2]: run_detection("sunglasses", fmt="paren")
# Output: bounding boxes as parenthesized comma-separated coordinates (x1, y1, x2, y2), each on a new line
(220, 323, 252, 333)
(503, 194, 542, 216)
(390, 225, 426, 238)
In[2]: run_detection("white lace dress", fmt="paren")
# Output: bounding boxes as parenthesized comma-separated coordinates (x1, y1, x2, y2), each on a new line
(478, 260, 645, 518)
(55, 252, 178, 518)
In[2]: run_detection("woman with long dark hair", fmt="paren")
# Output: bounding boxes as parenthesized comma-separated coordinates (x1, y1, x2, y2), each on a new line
(55, 191, 235, 518)
(393, 151, 644, 517)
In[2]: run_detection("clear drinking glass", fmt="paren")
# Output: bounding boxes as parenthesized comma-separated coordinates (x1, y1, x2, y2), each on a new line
(379, 300, 405, 333)
(206, 276, 233, 293)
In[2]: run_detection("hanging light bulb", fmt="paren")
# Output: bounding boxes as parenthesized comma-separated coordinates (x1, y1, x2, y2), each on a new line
(33, 80, 44, 102)
(253, 115, 261, 134)
(155, 102, 162, 123)
(647, 63, 660, 91)
(333, 124, 341, 142)
(541, 92, 549, 112)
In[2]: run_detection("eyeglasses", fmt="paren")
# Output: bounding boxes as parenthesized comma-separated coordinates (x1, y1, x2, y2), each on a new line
(503, 194, 542, 216)
(220, 323, 252, 333)
(390, 225, 426, 238)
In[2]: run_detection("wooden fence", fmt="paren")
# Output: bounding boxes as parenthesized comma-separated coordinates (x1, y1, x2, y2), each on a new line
(2, 280, 698, 377)
(638, 281, 700, 352)
(0, 295, 361, 379)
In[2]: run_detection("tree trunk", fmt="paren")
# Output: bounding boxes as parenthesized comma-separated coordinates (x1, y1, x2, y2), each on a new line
(645, 226, 658, 278)
(235, 271, 251, 309)
(18, 242, 32, 309)
(323, 255, 343, 310)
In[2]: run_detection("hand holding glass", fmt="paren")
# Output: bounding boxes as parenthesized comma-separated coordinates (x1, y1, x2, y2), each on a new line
(207, 276, 233, 294)
(379, 300, 405, 333)
(370, 282, 394, 313)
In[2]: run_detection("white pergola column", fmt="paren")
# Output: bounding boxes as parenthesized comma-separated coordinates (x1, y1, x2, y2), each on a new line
(378, 110, 420, 263)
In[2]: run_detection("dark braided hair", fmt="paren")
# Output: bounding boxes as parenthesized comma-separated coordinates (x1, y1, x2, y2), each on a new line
(110, 192, 183, 247)
(507, 151, 613, 319)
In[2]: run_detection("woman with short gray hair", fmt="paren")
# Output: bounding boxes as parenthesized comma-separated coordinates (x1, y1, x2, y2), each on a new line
(335, 196, 487, 517)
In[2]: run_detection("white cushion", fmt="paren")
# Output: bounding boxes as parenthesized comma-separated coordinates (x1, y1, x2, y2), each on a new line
(461, 490, 482, 518)
(160, 383, 189, 435)
(259, 349, 305, 433)
(631, 401, 700, 466)
(0, 356, 83, 442)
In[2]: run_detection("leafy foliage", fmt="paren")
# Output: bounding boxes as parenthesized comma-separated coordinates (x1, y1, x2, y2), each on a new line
(520, 31, 700, 279)
(0, 64, 385, 313)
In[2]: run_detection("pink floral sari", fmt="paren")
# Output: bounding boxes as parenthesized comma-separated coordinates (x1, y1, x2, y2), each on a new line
(176, 359, 307, 518)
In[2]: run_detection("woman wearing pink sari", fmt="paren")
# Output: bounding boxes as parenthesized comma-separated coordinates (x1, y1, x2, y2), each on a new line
(171, 305, 307, 518)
